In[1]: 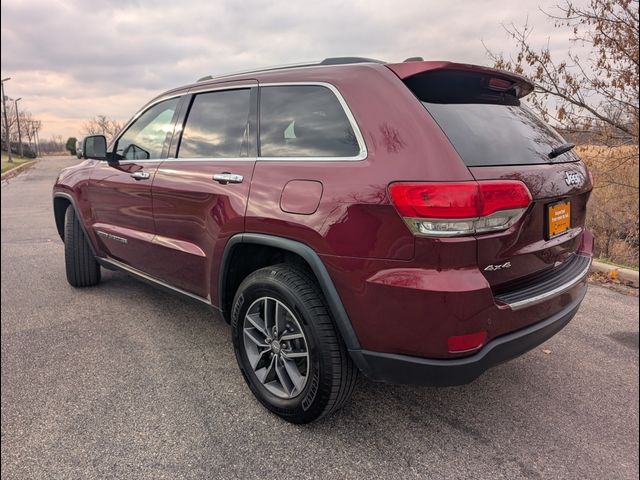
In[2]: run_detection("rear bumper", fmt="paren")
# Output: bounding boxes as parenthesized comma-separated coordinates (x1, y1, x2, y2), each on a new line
(350, 283, 586, 386)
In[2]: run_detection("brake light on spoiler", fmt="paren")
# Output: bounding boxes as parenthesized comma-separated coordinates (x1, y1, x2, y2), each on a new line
(388, 181, 532, 237)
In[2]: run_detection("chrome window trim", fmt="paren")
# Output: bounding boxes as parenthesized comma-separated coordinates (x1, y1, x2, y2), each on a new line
(188, 82, 257, 95)
(257, 82, 367, 162)
(107, 81, 368, 164)
(159, 157, 257, 165)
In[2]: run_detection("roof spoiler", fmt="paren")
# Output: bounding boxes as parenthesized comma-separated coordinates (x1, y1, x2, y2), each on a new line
(386, 61, 534, 98)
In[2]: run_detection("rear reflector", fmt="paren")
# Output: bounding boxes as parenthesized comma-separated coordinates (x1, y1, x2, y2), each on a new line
(388, 180, 532, 237)
(447, 331, 487, 353)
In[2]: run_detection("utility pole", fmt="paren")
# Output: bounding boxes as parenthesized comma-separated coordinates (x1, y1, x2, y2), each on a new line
(1, 77, 12, 163)
(35, 128, 40, 157)
(14, 97, 23, 157)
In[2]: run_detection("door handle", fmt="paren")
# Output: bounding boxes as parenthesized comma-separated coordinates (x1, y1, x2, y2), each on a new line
(130, 171, 151, 180)
(213, 172, 244, 184)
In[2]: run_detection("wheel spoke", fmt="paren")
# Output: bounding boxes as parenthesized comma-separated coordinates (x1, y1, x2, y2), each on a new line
(255, 354, 276, 383)
(274, 357, 292, 396)
(280, 332, 304, 342)
(274, 301, 288, 338)
(281, 356, 306, 394)
(244, 328, 268, 348)
(262, 298, 270, 333)
(281, 350, 308, 359)
(249, 347, 271, 370)
(245, 312, 267, 337)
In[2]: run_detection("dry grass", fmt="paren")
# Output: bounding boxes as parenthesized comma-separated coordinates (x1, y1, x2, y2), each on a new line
(577, 145, 639, 267)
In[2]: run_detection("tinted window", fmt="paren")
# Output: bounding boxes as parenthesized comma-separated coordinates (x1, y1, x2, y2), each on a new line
(178, 89, 251, 158)
(423, 102, 579, 166)
(259, 85, 360, 158)
(116, 98, 179, 160)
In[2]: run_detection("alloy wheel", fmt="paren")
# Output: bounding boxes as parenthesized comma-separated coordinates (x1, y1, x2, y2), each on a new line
(242, 296, 310, 399)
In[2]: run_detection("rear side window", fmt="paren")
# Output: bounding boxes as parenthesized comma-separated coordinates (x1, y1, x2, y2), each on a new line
(259, 85, 360, 158)
(423, 102, 579, 166)
(178, 89, 251, 158)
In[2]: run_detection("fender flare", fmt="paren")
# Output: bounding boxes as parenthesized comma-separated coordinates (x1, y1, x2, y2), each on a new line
(219, 233, 362, 351)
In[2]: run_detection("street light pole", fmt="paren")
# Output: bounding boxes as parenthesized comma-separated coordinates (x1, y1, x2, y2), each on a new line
(14, 97, 23, 158)
(1, 77, 12, 163)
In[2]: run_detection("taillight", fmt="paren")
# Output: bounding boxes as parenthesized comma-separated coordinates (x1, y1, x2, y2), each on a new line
(388, 180, 532, 237)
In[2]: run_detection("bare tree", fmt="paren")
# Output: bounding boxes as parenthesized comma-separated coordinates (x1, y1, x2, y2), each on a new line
(82, 115, 123, 142)
(485, 0, 639, 265)
(486, 0, 639, 144)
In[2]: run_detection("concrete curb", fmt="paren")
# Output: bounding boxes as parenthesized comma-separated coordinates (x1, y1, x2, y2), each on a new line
(1, 159, 37, 181)
(591, 260, 639, 287)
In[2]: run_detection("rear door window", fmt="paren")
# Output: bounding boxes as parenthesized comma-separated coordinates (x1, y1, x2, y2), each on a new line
(423, 102, 579, 166)
(178, 89, 252, 158)
(259, 85, 360, 158)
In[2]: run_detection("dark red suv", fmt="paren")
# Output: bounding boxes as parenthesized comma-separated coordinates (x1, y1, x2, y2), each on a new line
(53, 57, 593, 423)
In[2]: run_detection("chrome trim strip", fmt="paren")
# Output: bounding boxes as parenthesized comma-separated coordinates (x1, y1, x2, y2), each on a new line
(99, 256, 213, 305)
(157, 157, 258, 166)
(108, 81, 367, 164)
(188, 81, 257, 95)
(505, 255, 592, 311)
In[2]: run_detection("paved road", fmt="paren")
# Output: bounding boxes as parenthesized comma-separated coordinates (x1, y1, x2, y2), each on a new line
(2, 157, 639, 480)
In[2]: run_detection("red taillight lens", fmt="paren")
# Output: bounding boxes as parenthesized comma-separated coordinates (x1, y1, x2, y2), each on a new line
(388, 181, 532, 237)
(478, 181, 533, 216)
(447, 331, 487, 353)
(389, 181, 531, 218)
(388, 182, 480, 219)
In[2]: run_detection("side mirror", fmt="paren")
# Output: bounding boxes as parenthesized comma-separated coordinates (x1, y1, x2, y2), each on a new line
(83, 135, 107, 161)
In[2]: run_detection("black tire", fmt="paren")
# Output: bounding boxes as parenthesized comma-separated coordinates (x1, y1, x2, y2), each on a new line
(231, 264, 357, 423)
(64, 205, 101, 287)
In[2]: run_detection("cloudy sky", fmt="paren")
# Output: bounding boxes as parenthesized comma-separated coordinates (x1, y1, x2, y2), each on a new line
(1, 0, 589, 140)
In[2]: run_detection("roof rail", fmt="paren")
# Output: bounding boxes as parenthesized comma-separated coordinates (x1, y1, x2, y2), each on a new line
(319, 56, 386, 65)
(196, 57, 386, 82)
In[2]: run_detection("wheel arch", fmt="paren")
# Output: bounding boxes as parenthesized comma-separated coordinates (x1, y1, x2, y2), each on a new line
(53, 192, 98, 256)
(219, 233, 361, 352)
(53, 195, 71, 240)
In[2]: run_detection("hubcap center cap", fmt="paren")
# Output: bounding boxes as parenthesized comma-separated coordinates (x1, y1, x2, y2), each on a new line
(270, 340, 282, 354)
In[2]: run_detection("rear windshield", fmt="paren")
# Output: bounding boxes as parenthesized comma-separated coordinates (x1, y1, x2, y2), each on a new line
(423, 102, 579, 167)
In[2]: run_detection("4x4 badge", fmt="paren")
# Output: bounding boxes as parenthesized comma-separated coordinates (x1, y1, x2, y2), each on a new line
(564, 171, 583, 187)
(484, 261, 512, 272)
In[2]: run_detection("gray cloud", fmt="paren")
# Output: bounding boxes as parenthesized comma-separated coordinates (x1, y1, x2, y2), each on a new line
(1, 0, 590, 138)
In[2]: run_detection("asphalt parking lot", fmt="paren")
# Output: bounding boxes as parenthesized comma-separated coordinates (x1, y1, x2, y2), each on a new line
(1, 156, 638, 479)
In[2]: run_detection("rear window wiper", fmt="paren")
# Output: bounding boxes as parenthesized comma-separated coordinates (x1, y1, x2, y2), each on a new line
(548, 143, 575, 159)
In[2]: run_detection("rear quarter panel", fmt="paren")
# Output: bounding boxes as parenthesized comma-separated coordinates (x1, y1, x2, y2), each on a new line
(245, 65, 475, 260)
